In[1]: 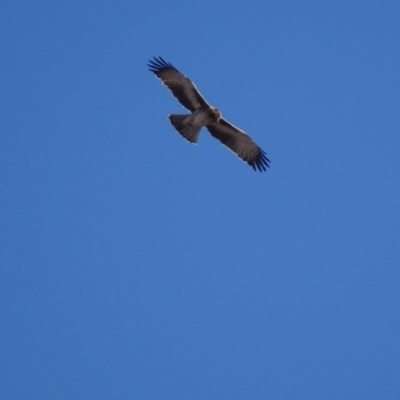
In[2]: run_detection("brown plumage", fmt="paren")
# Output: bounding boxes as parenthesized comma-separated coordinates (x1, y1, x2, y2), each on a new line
(148, 57, 270, 172)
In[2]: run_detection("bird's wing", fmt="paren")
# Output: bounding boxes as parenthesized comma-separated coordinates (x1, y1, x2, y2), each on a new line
(206, 118, 270, 172)
(148, 57, 210, 112)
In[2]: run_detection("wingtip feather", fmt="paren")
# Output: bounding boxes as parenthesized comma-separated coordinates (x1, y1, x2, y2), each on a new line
(147, 56, 178, 74)
(251, 148, 270, 172)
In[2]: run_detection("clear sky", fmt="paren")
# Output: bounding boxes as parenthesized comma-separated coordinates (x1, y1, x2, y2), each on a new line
(1, 1, 399, 399)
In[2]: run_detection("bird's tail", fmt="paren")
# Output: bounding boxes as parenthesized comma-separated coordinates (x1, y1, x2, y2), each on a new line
(169, 114, 201, 143)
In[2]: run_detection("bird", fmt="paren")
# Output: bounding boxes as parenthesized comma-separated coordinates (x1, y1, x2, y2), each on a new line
(148, 57, 270, 172)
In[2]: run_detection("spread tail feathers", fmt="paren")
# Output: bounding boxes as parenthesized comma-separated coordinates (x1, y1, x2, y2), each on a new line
(169, 114, 201, 143)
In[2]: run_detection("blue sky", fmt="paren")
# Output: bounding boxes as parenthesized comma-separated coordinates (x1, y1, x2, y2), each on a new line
(1, 1, 399, 399)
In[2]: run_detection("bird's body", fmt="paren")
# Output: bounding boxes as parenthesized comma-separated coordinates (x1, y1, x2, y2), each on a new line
(192, 107, 222, 126)
(180, 107, 221, 130)
(148, 57, 270, 172)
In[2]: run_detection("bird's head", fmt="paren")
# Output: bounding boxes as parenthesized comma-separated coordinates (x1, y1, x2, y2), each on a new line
(210, 108, 222, 122)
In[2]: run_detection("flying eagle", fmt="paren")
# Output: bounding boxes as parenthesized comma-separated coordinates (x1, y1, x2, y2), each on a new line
(148, 57, 270, 172)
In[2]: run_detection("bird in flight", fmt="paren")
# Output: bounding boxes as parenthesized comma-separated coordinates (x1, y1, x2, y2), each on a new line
(148, 57, 270, 172)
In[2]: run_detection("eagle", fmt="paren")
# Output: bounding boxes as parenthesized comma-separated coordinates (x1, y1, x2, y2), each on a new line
(148, 57, 270, 172)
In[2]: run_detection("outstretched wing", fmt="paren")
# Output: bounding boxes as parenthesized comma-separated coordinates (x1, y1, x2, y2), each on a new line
(206, 119, 270, 172)
(148, 57, 210, 112)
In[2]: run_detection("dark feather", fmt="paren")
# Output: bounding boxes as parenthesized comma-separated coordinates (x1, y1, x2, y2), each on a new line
(206, 119, 270, 172)
(148, 56, 209, 112)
